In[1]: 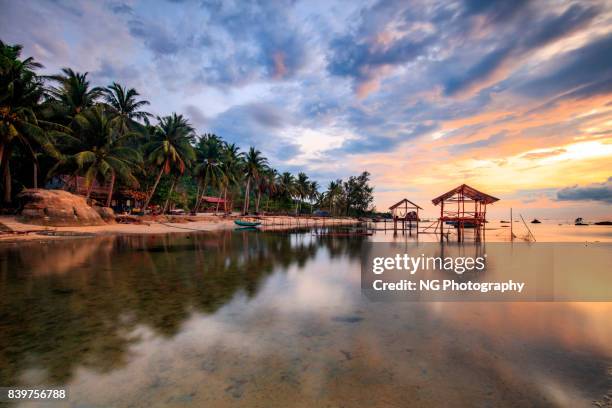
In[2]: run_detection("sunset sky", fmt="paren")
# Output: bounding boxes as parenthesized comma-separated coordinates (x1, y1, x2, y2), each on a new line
(1, 0, 611, 219)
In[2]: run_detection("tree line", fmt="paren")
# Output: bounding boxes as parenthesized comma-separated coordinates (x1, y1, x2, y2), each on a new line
(0, 39, 374, 215)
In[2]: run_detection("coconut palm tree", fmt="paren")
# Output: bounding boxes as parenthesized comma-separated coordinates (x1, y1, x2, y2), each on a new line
(192, 133, 224, 213)
(0, 40, 62, 202)
(261, 168, 279, 213)
(278, 172, 296, 209)
(102, 82, 151, 135)
(325, 179, 343, 216)
(46, 68, 103, 119)
(219, 142, 242, 213)
(242, 147, 268, 214)
(143, 113, 195, 210)
(308, 180, 320, 213)
(295, 172, 310, 215)
(50, 105, 141, 204)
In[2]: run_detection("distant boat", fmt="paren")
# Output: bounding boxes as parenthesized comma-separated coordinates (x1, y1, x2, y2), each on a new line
(531, 219, 541, 224)
(575, 217, 588, 226)
(500, 220, 510, 223)
(594, 221, 612, 226)
(234, 219, 262, 227)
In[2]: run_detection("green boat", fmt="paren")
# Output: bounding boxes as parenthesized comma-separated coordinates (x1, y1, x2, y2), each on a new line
(234, 220, 262, 227)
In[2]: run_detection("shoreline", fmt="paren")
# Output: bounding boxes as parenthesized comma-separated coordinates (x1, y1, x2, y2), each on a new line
(0, 215, 361, 243)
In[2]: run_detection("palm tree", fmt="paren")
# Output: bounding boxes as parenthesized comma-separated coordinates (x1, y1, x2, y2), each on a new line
(46, 68, 103, 118)
(192, 133, 224, 213)
(50, 105, 141, 204)
(0, 40, 61, 203)
(295, 172, 310, 215)
(143, 113, 195, 210)
(242, 147, 268, 215)
(218, 142, 242, 214)
(278, 171, 296, 210)
(325, 179, 343, 216)
(308, 180, 320, 213)
(103, 82, 151, 135)
(262, 168, 279, 213)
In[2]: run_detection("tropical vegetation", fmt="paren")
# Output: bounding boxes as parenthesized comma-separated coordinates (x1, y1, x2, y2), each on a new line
(0, 39, 374, 216)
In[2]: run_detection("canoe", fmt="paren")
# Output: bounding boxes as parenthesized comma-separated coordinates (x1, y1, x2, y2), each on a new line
(234, 220, 261, 227)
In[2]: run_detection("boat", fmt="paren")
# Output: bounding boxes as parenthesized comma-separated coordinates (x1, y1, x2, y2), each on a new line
(531, 219, 541, 224)
(234, 226, 259, 231)
(234, 219, 262, 227)
(574, 217, 588, 226)
(594, 221, 612, 226)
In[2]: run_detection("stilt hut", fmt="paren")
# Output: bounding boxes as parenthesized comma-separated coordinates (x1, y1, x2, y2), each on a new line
(431, 184, 499, 241)
(389, 198, 423, 235)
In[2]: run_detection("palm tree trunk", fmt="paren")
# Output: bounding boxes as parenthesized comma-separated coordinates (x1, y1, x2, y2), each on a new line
(143, 165, 165, 210)
(33, 162, 38, 189)
(163, 177, 176, 214)
(85, 180, 94, 200)
(215, 189, 222, 214)
(194, 181, 207, 214)
(106, 170, 116, 207)
(255, 189, 261, 213)
(193, 182, 201, 214)
(3, 159, 11, 204)
(243, 177, 251, 215)
(223, 186, 228, 213)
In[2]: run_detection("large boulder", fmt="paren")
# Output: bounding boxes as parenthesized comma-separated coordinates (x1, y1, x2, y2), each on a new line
(17, 189, 107, 226)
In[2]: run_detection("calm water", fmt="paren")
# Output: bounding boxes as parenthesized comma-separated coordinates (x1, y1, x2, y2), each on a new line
(1, 227, 611, 407)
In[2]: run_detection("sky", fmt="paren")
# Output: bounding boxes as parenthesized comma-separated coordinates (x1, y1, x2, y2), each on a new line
(1, 0, 611, 219)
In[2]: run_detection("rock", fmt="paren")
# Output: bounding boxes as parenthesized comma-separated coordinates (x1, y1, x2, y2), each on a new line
(17, 189, 106, 226)
(93, 206, 116, 224)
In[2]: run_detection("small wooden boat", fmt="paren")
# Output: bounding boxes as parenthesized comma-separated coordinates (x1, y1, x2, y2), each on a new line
(531, 219, 541, 224)
(594, 221, 612, 225)
(234, 219, 261, 227)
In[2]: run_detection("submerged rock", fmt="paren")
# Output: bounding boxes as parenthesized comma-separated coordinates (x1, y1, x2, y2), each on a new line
(17, 189, 107, 226)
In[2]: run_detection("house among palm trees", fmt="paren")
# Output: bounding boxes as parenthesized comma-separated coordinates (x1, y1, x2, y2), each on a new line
(46, 175, 145, 212)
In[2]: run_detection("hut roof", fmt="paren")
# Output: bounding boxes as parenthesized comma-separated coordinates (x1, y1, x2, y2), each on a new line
(431, 184, 499, 206)
(202, 196, 227, 204)
(389, 198, 423, 210)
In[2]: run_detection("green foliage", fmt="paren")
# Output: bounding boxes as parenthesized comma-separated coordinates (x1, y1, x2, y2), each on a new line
(0, 38, 375, 213)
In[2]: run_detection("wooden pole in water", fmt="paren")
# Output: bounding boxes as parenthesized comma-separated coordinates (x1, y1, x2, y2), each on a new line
(510, 207, 513, 241)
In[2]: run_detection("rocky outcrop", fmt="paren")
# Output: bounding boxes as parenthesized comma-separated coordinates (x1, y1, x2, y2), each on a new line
(93, 206, 116, 224)
(17, 189, 107, 226)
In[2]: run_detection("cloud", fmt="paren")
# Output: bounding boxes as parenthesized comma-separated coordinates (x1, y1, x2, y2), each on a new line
(108, 2, 133, 14)
(520, 148, 566, 160)
(184, 105, 208, 128)
(128, 19, 180, 55)
(517, 32, 612, 100)
(449, 131, 506, 153)
(444, 3, 599, 96)
(556, 177, 612, 204)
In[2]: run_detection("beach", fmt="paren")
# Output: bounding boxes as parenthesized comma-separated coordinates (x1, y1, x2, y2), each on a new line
(0, 215, 360, 242)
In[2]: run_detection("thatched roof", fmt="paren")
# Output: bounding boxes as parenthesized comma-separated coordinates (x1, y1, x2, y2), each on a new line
(389, 198, 423, 210)
(431, 184, 499, 206)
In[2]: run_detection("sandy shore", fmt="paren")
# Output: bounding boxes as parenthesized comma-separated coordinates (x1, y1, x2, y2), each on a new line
(0, 215, 360, 242)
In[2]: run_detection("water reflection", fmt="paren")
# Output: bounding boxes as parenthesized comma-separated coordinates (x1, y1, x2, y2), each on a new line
(0, 230, 610, 407)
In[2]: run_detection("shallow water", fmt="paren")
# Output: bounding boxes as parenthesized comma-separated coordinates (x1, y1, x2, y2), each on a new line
(0, 228, 611, 407)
